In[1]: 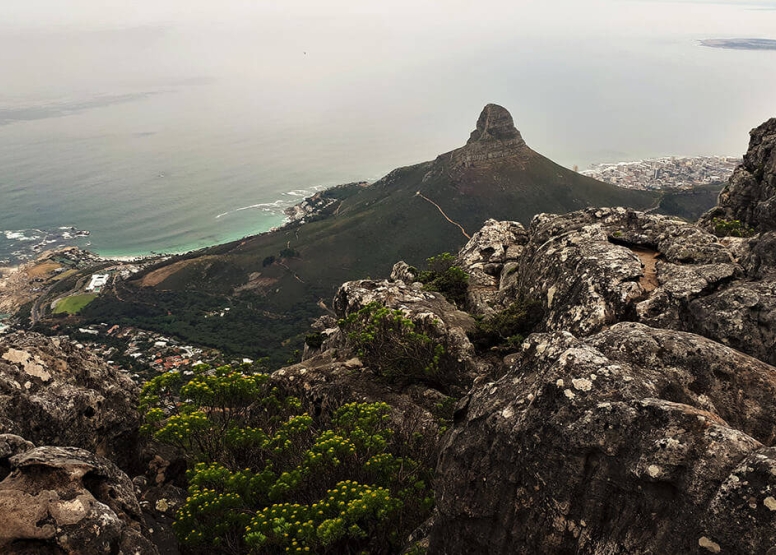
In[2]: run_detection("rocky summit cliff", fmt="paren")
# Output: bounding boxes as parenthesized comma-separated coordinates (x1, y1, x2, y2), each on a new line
(701, 117, 776, 232)
(452, 103, 528, 166)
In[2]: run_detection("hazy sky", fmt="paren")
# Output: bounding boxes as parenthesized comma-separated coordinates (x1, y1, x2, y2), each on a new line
(2, 0, 775, 30)
(1, 0, 774, 162)
(1, 0, 775, 256)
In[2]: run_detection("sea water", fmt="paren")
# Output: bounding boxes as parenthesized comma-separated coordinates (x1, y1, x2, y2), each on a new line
(1, 0, 775, 265)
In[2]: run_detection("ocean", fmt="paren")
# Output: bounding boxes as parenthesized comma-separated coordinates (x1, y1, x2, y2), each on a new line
(1, 0, 775, 265)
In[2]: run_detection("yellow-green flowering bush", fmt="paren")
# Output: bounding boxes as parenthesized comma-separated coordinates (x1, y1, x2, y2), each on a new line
(140, 366, 434, 554)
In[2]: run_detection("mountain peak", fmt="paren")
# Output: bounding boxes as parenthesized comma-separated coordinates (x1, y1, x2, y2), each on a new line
(443, 104, 528, 167)
(467, 104, 524, 144)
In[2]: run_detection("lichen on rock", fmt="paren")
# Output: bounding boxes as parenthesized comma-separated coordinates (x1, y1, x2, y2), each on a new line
(0, 332, 141, 470)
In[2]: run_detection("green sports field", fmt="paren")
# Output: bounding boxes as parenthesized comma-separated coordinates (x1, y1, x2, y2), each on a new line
(53, 294, 98, 315)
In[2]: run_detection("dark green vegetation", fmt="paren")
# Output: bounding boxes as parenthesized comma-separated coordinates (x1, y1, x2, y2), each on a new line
(339, 303, 454, 390)
(140, 365, 434, 554)
(469, 296, 545, 351)
(655, 183, 725, 221)
(417, 252, 469, 308)
(80, 287, 311, 364)
(710, 217, 756, 237)
(77, 108, 666, 366)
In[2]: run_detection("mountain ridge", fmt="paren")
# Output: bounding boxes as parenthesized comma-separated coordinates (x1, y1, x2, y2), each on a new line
(59, 105, 667, 363)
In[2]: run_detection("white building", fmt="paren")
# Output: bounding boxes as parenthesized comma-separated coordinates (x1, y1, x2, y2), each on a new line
(86, 274, 109, 292)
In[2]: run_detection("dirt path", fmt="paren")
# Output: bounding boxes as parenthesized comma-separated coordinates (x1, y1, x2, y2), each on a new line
(415, 192, 471, 240)
(631, 247, 660, 292)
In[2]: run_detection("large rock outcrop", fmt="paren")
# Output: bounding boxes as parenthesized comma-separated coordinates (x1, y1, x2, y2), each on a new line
(331, 275, 483, 386)
(447, 103, 531, 167)
(701, 117, 776, 231)
(0, 438, 157, 554)
(0, 332, 141, 470)
(454, 219, 529, 316)
(451, 205, 776, 366)
(432, 323, 776, 554)
(428, 116, 776, 553)
(467, 103, 526, 145)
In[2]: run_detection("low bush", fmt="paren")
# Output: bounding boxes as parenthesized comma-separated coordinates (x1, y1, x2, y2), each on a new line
(279, 247, 299, 258)
(304, 332, 324, 350)
(338, 302, 455, 389)
(711, 217, 755, 237)
(416, 252, 469, 308)
(140, 365, 433, 554)
(469, 296, 544, 351)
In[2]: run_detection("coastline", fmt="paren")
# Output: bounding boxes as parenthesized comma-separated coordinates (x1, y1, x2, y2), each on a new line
(90, 180, 374, 263)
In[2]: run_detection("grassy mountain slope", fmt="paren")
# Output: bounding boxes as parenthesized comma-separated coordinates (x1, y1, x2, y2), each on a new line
(79, 105, 661, 365)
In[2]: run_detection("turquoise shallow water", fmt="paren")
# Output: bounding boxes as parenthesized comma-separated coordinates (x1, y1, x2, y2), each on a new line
(0, 87, 379, 264)
(1, 1, 775, 265)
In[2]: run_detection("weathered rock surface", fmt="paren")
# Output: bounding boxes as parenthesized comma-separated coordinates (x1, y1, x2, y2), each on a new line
(687, 279, 776, 366)
(0, 442, 157, 554)
(743, 230, 776, 278)
(432, 323, 776, 554)
(450, 204, 776, 365)
(0, 332, 141, 470)
(701, 117, 776, 231)
(134, 478, 186, 555)
(429, 118, 776, 553)
(454, 219, 528, 316)
(446, 103, 531, 168)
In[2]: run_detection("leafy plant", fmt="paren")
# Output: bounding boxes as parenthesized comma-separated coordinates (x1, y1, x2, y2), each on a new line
(416, 252, 469, 308)
(338, 302, 455, 389)
(140, 367, 434, 554)
(433, 396, 458, 436)
(469, 296, 544, 350)
(711, 217, 755, 238)
(140, 364, 302, 465)
(304, 332, 324, 350)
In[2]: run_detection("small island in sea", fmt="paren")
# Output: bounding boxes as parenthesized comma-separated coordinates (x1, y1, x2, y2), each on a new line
(700, 38, 776, 51)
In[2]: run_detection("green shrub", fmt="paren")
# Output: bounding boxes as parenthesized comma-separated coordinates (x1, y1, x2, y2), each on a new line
(304, 332, 324, 350)
(469, 296, 544, 350)
(711, 217, 755, 237)
(417, 252, 469, 307)
(140, 367, 433, 554)
(433, 396, 458, 436)
(338, 302, 454, 389)
(140, 365, 302, 465)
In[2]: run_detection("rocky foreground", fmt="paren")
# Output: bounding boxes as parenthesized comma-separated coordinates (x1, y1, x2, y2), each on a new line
(0, 117, 774, 554)
(288, 117, 776, 554)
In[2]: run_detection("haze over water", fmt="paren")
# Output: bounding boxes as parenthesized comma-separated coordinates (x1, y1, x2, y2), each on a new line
(1, 0, 775, 264)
